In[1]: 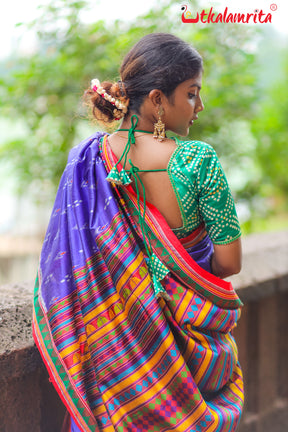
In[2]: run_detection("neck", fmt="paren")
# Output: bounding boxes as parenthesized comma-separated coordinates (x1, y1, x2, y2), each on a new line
(119, 113, 155, 133)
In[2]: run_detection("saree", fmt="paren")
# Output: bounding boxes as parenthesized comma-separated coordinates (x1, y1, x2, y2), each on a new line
(33, 132, 244, 432)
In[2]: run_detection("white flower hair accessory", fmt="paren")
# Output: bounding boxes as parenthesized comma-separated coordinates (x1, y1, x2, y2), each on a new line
(91, 78, 128, 119)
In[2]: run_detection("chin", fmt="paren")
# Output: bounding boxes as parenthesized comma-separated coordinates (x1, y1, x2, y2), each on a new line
(169, 126, 189, 137)
(178, 129, 189, 137)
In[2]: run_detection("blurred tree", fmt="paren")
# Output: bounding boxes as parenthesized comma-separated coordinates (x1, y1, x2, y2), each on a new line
(0, 0, 178, 200)
(0, 0, 260, 211)
(176, 21, 260, 212)
(252, 46, 288, 199)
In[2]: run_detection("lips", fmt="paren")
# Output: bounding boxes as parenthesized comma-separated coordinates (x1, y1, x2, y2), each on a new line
(189, 116, 198, 125)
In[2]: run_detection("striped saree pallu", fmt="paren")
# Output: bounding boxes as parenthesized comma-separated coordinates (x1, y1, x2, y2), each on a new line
(33, 132, 244, 432)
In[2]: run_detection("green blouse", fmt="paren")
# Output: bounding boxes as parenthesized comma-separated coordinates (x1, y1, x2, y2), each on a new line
(168, 138, 241, 245)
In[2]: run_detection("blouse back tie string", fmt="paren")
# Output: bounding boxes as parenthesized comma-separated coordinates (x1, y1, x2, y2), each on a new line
(106, 114, 171, 301)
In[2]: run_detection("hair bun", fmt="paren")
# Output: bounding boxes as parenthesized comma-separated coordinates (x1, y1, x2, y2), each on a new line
(84, 78, 129, 123)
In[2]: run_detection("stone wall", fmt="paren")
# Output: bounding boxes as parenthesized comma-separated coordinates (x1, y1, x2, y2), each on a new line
(0, 282, 65, 432)
(0, 231, 287, 432)
(230, 231, 288, 432)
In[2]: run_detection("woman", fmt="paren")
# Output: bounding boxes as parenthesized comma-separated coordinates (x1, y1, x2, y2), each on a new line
(33, 33, 244, 432)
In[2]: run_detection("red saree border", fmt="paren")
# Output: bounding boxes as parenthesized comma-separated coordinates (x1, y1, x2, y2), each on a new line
(178, 222, 207, 248)
(102, 135, 242, 307)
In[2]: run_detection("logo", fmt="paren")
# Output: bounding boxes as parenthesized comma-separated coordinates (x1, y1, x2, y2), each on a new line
(181, 4, 276, 24)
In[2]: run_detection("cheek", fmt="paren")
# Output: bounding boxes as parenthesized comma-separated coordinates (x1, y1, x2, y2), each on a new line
(187, 99, 196, 108)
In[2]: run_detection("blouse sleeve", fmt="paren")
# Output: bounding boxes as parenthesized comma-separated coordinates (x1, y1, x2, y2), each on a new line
(197, 145, 241, 245)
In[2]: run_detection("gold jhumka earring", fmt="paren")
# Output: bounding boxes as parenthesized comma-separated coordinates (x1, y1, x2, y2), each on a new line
(153, 106, 166, 141)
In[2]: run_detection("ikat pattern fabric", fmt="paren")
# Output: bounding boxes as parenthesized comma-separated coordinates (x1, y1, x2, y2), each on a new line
(33, 133, 244, 432)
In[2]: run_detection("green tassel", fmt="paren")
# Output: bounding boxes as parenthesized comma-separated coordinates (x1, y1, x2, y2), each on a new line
(149, 253, 169, 280)
(119, 169, 132, 186)
(152, 274, 171, 301)
(106, 166, 122, 185)
(146, 254, 171, 300)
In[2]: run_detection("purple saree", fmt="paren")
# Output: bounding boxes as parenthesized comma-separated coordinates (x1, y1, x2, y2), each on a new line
(33, 132, 244, 432)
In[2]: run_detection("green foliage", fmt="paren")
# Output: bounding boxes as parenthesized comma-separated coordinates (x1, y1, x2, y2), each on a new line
(1, 0, 286, 233)
(252, 47, 288, 198)
(0, 0, 177, 199)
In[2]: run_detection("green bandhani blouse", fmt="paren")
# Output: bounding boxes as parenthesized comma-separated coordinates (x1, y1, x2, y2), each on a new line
(168, 138, 241, 245)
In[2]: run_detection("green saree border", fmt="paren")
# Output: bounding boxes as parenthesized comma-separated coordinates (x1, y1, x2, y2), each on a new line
(33, 275, 99, 432)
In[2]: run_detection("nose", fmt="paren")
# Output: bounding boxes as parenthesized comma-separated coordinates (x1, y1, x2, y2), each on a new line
(197, 95, 204, 112)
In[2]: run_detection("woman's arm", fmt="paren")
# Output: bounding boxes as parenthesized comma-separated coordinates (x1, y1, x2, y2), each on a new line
(211, 237, 242, 278)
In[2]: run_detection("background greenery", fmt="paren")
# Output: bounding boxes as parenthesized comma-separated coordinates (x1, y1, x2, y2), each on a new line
(0, 0, 287, 234)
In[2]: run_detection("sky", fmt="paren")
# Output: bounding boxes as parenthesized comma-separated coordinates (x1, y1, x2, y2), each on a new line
(0, 0, 287, 59)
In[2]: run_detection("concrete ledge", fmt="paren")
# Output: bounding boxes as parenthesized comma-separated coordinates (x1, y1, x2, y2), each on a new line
(0, 282, 65, 431)
(0, 345, 65, 432)
(0, 230, 288, 431)
(0, 281, 34, 356)
(228, 230, 288, 302)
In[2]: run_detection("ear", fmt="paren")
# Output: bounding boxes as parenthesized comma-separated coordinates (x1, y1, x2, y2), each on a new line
(148, 89, 165, 108)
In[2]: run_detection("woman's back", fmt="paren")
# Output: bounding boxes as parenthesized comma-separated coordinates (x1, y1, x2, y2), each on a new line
(108, 134, 184, 229)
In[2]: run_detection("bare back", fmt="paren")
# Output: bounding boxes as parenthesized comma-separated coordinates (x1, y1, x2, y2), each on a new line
(107, 134, 184, 230)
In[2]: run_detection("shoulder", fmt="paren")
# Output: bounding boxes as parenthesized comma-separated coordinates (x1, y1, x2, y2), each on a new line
(66, 132, 107, 168)
(68, 132, 107, 162)
(170, 138, 219, 170)
(60, 132, 108, 181)
(173, 138, 217, 158)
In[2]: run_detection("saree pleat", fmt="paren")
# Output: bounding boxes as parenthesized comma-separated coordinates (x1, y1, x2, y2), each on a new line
(33, 133, 244, 432)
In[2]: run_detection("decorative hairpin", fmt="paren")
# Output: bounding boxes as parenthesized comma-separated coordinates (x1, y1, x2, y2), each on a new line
(91, 78, 128, 115)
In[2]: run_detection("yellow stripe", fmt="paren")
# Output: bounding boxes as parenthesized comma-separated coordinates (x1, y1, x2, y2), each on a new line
(99, 332, 207, 428)
(192, 331, 213, 384)
(168, 404, 209, 432)
(205, 407, 219, 431)
(102, 426, 116, 432)
(116, 252, 146, 289)
(104, 329, 180, 401)
(69, 363, 82, 375)
(193, 301, 213, 327)
(83, 279, 152, 348)
(60, 333, 86, 358)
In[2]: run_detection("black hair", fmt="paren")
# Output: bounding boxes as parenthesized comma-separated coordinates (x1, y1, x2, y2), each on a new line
(120, 33, 203, 114)
(85, 33, 203, 122)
